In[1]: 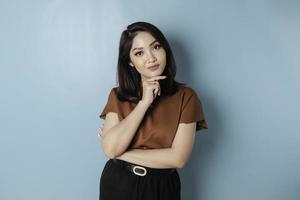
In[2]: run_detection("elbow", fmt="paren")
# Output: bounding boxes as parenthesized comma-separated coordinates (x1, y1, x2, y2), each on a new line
(172, 149, 188, 168)
(176, 159, 186, 169)
(103, 148, 117, 159)
(100, 134, 125, 159)
(102, 140, 123, 159)
(103, 143, 119, 159)
(104, 149, 124, 159)
(101, 139, 117, 159)
(105, 152, 117, 159)
(175, 155, 189, 169)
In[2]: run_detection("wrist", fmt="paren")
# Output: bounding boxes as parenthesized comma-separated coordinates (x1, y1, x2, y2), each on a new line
(138, 100, 151, 109)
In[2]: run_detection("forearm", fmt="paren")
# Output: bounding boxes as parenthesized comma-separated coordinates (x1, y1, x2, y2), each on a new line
(116, 148, 181, 169)
(102, 101, 149, 158)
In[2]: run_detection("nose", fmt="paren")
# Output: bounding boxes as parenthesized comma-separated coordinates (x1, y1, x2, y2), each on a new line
(146, 51, 157, 63)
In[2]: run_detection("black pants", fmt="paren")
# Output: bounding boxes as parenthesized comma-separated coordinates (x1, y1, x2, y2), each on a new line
(99, 159, 181, 200)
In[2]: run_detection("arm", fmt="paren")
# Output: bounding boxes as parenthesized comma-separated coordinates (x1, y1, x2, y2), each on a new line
(101, 100, 150, 158)
(116, 122, 197, 169)
(116, 148, 178, 168)
(101, 76, 166, 158)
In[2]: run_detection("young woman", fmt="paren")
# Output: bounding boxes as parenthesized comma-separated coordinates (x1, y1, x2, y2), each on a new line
(98, 21, 208, 200)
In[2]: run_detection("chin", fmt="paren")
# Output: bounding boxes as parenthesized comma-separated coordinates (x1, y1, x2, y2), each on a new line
(149, 71, 163, 77)
(143, 67, 165, 78)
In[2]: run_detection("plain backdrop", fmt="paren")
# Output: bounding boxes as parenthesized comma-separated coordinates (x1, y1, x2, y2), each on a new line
(0, 0, 299, 200)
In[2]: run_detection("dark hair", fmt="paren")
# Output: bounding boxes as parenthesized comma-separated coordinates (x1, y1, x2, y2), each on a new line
(115, 21, 185, 104)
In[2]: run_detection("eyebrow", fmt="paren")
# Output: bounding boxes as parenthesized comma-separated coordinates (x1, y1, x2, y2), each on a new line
(131, 40, 158, 52)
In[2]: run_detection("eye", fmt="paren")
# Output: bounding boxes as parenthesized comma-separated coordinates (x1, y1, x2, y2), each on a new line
(134, 51, 143, 56)
(154, 44, 161, 49)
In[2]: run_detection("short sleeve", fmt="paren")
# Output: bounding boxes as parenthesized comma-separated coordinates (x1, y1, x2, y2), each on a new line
(179, 89, 208, 131)
(99, 88, 123, 121)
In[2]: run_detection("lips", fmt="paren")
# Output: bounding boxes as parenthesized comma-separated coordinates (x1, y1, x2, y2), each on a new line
(148, 64, 160, 69)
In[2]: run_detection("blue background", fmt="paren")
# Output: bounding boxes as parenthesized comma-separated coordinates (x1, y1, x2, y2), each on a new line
(1, 0, 299, 199)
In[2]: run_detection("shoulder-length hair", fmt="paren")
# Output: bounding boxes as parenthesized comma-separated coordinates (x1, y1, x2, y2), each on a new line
(115, 21, 185, 103)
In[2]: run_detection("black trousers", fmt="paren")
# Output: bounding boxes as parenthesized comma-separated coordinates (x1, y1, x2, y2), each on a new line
(99, 159, 181, 200)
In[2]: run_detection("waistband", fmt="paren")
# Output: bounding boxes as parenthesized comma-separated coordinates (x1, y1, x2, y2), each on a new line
(110, 159, 176, 177)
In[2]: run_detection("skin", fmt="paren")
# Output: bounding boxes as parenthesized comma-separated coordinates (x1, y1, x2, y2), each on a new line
(99, 31, 197, 169)
(129, 31, 167, 101)
(128, 31, 166, 81)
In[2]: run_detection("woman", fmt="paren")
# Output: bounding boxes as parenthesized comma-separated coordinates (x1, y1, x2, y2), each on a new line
(98, 21, 208, 200)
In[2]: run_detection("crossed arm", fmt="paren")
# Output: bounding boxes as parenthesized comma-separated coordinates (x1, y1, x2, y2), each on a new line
(99, 122, 197, 169)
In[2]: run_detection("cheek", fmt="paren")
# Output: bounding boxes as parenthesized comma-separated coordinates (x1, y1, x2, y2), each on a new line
(158, 51, 166, 61)
(129, 54, 136, 64)
(130, 57, 146, 71)
(133, 57, 147, 67)
(130, 56, 144, 65)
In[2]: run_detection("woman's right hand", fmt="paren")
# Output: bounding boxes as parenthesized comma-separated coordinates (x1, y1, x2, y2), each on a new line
(140, 75, 167, 106)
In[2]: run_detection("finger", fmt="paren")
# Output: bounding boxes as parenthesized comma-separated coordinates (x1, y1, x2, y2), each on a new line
(148, 77, 166, 82)
(155, 86, 160, 95)
(147, 79, 159, 84)
(144, 81, 154, 86)
(152, 90, 155, 98)
(150, 82, 159, 86)
(153, 88, 158, 98)
(153, 88, 157, 95)
(147, 76, 167, 82)
(153, 91, 158, 98)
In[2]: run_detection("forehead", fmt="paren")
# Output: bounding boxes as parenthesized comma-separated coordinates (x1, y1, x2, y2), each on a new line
(131, 31, 157, 47)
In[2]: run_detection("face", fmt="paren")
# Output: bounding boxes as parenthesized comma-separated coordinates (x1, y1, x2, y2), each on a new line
(128, 31, 167, 82)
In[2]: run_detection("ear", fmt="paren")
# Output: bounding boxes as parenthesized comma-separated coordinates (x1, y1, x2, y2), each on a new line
(129, 62, 134, 67)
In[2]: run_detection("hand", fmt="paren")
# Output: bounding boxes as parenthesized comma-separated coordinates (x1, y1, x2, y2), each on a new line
(98, 125, 104, 141)
(141, 75, 167, 106)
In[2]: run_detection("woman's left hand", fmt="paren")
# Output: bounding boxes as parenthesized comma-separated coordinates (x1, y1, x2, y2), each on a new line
(98, 125, 103, 141)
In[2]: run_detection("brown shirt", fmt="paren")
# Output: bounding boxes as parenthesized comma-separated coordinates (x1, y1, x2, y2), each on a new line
(99, 84, 208, 150)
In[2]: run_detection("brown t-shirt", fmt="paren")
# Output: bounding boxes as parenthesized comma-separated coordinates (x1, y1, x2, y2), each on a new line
(99, 84, 208, 150)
